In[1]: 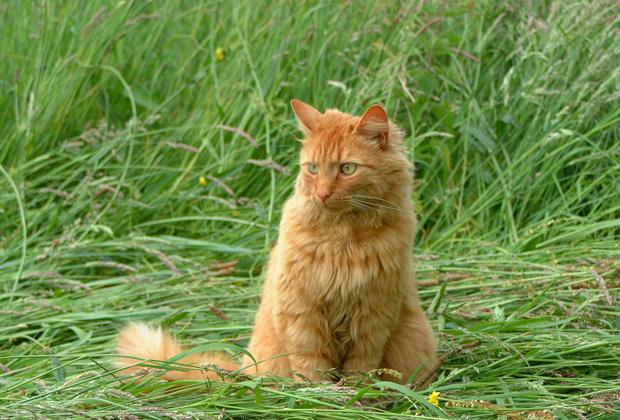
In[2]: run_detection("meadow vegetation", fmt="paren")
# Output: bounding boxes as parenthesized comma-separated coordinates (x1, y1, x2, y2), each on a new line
(1, 1, 619, 418)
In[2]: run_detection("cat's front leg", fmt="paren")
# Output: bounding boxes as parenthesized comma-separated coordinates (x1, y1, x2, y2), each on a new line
(342, 303, 400, 377)
(275, 309, 335, 382)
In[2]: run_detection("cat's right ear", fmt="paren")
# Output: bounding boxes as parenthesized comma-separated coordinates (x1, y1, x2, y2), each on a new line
(291, 99, 322, 135)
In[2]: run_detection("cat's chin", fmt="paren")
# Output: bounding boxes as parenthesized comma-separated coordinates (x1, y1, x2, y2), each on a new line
(321, 204, 349, 214)
(302, 197, 351, 215)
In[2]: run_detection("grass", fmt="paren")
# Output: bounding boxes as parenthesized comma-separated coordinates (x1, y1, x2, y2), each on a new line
(1, 0, 619, 418)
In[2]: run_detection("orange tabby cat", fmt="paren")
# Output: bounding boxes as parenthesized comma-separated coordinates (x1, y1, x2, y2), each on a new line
(116, 100, 437, 384)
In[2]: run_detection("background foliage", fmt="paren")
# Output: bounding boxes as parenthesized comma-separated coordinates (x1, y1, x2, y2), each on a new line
(1, 1, 619, 418)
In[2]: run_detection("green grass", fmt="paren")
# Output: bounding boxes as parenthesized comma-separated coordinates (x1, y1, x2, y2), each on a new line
(1, 0, 619, 418)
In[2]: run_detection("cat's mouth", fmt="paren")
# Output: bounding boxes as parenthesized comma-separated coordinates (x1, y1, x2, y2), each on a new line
(311, 195, 351, 211)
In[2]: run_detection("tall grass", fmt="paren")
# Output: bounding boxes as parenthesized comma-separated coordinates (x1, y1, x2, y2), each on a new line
(1, 1, 619, 418)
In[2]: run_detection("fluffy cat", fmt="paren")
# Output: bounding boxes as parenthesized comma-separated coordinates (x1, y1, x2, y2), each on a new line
(116, 100, 437, 385)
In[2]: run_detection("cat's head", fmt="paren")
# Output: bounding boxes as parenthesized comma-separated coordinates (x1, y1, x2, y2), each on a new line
(291, 99, 411, 216)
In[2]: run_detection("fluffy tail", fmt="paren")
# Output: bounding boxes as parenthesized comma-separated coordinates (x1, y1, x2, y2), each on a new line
(115, 323, 239, 381)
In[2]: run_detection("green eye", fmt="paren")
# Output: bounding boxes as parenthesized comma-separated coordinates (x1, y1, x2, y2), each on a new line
(340, 163, 357, 175)
(307, 164, 319, 174)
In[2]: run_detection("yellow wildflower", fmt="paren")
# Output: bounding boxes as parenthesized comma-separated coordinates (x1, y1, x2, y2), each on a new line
(215, 47, 225, 62)
(199, 176, 208, 186)
(428, 391, 440, 406)
(231, 210, 241, 217)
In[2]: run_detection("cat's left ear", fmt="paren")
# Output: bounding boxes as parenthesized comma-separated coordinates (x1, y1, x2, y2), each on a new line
(355, 105, 389, 150)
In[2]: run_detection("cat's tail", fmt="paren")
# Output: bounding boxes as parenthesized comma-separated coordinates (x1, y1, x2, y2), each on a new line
(115, 323, 239, 381)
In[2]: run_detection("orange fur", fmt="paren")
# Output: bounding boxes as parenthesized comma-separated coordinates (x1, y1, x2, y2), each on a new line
(115, 323, 237, 380)
(116, 100, 436, 385)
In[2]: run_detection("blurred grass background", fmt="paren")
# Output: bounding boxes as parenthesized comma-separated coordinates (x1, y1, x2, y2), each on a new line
(1, 0, 619, 418)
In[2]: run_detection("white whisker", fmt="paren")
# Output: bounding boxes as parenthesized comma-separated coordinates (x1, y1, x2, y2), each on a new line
(354, 195, 406, 209)
(352, 196, 407, 214)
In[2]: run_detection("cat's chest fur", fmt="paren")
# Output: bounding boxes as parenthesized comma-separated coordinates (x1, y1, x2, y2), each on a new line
(275, 217, 409, 307)
(272, 215, 409, 361)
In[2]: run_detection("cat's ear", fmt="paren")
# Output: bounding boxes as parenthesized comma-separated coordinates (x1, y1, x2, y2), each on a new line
(291, 99, 322, 134)
(355, 104, 389, 150)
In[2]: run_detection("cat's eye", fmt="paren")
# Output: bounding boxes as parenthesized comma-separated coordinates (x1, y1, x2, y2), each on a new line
(306, 163, 319, 174)
(340, 163, 357, 175)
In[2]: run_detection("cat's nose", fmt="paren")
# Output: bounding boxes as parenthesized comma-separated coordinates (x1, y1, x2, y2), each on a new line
(318, 191, 333, 203)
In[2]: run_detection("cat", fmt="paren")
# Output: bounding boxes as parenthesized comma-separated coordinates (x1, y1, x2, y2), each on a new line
(116, 100, 437, 385)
